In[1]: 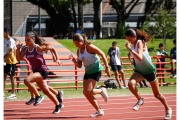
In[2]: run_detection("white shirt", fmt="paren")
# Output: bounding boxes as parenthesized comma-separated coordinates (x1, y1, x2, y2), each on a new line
(4, 37, 16, 55)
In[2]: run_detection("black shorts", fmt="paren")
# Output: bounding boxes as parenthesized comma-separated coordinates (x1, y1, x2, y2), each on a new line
(33, 70, 49, 79)
(111, 65, 122, 72)
(4, 64, 16, 76)
(135, 71, 156, 82)
(83, 71, 102, 82)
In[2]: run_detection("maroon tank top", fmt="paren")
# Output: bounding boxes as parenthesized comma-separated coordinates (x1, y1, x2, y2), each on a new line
(26, 44, 48, 72)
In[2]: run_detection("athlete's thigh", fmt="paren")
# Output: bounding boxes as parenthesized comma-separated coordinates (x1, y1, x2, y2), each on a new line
(83, 79, 97, 91)
(149, 79, 161, 95)
(26, 72, 44, 83)
(129, 72, 145, 83)
(36, 80, 49, 91)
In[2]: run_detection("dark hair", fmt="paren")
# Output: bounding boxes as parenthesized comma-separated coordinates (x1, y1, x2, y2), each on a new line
(4, 27, 10, 33)
(26, 31, 46, 45)
(125, 29, 136, 37)
(125, 28, 152, 43)
(112, 41, 117, 45)
(159, 43, 164, 48)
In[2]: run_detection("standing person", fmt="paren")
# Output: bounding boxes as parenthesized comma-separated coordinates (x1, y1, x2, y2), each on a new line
(107, 41, 127, 89)
(156, 43, 168, 84)
(69, 33, 111, 118)
(16, 31, 63, 114)
(170, 39, 176, 78)
(125, 28, 172, 120)
(4, 27, 18, 99)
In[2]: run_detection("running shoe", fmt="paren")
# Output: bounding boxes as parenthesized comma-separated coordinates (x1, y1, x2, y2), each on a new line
(6, 94, 17, 100)
(120, 86, 126, 89)
(165, 107, 172, 120)
(26, 98, 36, 105)
(133, 98, 144, 110)
(57, 90, 64, 108)
(53, 104, 62, 114)
(101, 87, 109, 102)
(33, 95, 44, 106)
(90, 109, 104, 118)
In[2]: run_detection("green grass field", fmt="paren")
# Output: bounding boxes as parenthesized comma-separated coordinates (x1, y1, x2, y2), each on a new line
(4, 38, 176, 101)
(57, 38, 174, 57)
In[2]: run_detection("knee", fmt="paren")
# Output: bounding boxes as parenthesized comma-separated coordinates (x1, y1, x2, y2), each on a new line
(83, 90, 92, 97)
(128, 80, 136, 87)
(120, 70, 124, 74)
(24, 78, 29, 84)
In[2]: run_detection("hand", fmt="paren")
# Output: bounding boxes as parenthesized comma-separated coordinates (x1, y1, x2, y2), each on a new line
(16, 43, 23, 49)
(105, 67, 111, 77)
(125, 42, 131, 50)
(69, 54, 74, 60)
(55, 59, 63, 66)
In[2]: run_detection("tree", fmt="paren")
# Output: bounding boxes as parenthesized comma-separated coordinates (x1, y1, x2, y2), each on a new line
(70, 0, 77, 33)
(77, 1, 91, 27)
(142, 6, 176, 46)
(109, 0, 141, 38)
(27, 0, 72, 37)
(93, 0, 102, 38)
(137, 0, 176, 28)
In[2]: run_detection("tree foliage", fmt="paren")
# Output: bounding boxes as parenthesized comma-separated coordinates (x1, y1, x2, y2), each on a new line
(27, 0, 72, 37)
(142, 3, 176, 46)
(137, 0, 176, 28)
(109, 0, 140, 38)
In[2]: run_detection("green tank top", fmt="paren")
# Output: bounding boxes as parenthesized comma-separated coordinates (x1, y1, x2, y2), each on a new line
(131, 40, 156, 75)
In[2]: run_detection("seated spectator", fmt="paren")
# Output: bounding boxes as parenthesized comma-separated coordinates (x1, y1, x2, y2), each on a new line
(93, 31, 96, 40)
(170, 39, 176, 78)
(156, 43, 168, 85)
(76, 25, 84, 34)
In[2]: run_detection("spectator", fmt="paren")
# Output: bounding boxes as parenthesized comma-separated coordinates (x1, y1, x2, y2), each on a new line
(64, 32, 69, 39)
(93, 31, 97, 40)
(170, 39, 176, 78)
(76, 25, 84, 34)
(107, 41, 127, 89)
(4, 27, 18, 99)
(139, 80, 149, 88)
(89, 31, 93, 40)
(156, 43, 168, 84)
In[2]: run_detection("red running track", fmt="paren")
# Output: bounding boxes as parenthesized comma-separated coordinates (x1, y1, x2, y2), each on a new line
(4, 94, 176, 120)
